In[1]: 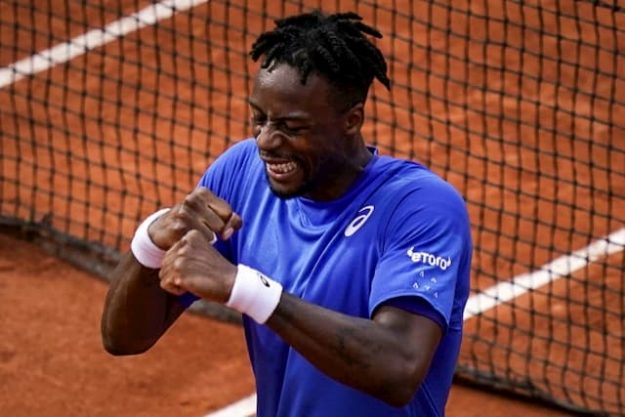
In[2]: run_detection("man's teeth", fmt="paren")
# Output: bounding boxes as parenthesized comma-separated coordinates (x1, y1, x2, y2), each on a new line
(268, 161, 297, 174)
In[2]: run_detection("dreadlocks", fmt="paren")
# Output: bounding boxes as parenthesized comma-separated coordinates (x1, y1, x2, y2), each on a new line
(250, 11, 391, 110)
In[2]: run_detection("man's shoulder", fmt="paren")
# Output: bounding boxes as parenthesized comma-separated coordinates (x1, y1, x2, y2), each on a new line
(207, 138, 260, 176)
(219, 138, 258, 162)
(367, 156, 470, 236)
(374, 156, 462, 201)
(198, 138, 262, 195)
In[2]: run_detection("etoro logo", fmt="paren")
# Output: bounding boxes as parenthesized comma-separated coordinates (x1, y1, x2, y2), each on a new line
(406, 247, 452, 271)
(344, 205, 374, 237)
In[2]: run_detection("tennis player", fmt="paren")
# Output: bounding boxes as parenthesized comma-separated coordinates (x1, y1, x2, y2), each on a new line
(101, 10, 472, 417)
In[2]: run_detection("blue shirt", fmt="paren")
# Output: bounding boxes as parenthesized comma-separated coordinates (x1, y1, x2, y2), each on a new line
(196, 139, 472, 417)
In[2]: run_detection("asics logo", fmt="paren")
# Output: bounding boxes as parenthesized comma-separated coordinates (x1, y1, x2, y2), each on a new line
(345, 205, 374, 237)
(256, 271, 271, 288)
(407, 247, 452, 271)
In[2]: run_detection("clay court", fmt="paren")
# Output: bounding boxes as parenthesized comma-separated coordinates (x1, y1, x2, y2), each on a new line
(0, 231, 579, 417)
(1, 1, 624, 416)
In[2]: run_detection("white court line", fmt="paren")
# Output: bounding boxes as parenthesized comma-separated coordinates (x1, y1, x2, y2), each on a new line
(202, 394, 257, 417)
(464, 227, 625, 319)
(204, 227, 625, 417)
(0, 0, 209, 89)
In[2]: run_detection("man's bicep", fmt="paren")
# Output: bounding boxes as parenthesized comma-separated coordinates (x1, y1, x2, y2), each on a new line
(372, 304, 443, 367)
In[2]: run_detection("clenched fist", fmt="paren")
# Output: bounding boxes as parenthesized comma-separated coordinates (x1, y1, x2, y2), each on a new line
(147, 187, 242, 297)
(148, 187, 243, 251)
(158, 229, 237, 302)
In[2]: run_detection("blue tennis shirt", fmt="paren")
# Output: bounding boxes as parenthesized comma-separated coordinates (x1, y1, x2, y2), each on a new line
(194, 138, 472, 417)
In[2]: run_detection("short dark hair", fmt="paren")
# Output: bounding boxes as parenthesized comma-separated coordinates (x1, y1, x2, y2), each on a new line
(250, 10, 391, 111)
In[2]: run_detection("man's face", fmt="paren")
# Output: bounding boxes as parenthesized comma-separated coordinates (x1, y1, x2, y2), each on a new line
(248, 64, 360, 200)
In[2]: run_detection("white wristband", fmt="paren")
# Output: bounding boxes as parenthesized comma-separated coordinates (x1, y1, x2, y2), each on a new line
(130, 208, 171, 269)
(226, 264, 283, 324)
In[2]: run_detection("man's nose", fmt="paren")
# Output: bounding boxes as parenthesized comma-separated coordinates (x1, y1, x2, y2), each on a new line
(255, 124, 287, 150)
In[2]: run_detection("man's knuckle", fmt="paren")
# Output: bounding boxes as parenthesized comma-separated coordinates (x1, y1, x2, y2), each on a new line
(173, 258, 184, 270)
(170, 218, 187, 233)
(182, 195, 196, 208)
(198, 187, 213, 197)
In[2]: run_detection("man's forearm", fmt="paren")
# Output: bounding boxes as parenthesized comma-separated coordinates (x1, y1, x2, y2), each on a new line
(266, 292, 441, 407)
(100, 252, 185, 355)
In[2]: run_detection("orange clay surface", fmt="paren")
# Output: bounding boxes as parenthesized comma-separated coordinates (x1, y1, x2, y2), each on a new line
(0, 232, 577, 417)
(1, 1, 622, 416)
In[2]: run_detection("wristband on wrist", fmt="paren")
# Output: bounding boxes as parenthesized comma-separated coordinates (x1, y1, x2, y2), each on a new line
(130, 208, 171, 269)
(226, 264, 283, 324)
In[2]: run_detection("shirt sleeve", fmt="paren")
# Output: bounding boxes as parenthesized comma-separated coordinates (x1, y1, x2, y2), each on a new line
(380, 296, 446, 330)
(369, 176, 471, 332)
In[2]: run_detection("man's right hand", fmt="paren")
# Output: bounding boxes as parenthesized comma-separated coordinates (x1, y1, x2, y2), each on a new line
(148, 187, 243, 251)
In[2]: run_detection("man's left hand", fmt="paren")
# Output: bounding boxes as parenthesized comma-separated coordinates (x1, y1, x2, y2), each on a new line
(158, 229, 237, 302)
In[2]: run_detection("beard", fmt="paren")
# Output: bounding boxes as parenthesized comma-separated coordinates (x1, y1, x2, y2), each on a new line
(262, 152, 347, 200)
(264, 168, 316, 199)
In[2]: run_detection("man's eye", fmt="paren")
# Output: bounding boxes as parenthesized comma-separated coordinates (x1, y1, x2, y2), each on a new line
(251, 115, 266, 125)
(282, 124, 308, 134)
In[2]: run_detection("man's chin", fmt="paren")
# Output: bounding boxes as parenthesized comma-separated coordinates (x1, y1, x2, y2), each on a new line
(268, 184, 302, 199)
(267, 178, 313, 200)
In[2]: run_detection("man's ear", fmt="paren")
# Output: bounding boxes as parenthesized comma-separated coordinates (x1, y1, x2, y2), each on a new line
(344, 103, 364, 136)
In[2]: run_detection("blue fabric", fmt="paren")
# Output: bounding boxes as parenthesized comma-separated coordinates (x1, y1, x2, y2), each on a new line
(381, 296, 446, 331)
(195, 138, 472, 417)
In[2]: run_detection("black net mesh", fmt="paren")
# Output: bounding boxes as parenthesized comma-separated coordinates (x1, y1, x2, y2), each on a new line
(1, 1, 624, 415)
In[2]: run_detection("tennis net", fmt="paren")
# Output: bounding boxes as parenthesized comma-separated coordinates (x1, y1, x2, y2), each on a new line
(1, 1, 624, 415)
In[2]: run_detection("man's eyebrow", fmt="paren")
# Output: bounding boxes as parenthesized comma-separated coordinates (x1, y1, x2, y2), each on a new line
(248, 99, 261, 111)
(247, 101, 311, 122)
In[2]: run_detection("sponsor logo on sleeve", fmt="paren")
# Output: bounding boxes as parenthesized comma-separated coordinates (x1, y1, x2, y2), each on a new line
(406, 246, 452, 271)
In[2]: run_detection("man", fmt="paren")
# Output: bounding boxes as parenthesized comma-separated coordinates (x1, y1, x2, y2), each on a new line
(101, 10, 472, 417)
